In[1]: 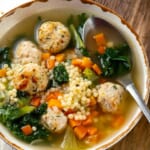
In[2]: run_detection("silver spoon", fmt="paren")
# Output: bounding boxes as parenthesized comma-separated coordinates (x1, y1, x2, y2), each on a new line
(82, 17, 150, 123)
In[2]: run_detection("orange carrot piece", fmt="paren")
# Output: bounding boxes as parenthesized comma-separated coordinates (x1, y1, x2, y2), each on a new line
(72, 58, 83, 68)
(48, 99, 62, 109)
(98, 46, 106, 54)
(82, 115, 93, 126)
(31, 97, 41, 107)
(93, 33, 106, 46)
(21, 124, 33, 136)
(41, 53, 50, 60)
(74, 125, 88, 140)
(92, 64, 102, 75)
(55, 53, 65, 62)
(87, 126, 98, 135)
(112, 115, 125, 128)
(46, 58, 55, 69)
(69, 119, 82, 128)
(46, 93, 56, 101)
(46, 91, 62, 101)
(0, 68, 6, 77)
(82, 57, 93, 68)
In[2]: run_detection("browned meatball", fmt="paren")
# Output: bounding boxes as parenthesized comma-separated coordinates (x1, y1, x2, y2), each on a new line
(37, 21, 71, 53)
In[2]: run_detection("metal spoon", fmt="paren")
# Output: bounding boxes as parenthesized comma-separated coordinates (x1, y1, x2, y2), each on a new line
(82, 17, 150, 123)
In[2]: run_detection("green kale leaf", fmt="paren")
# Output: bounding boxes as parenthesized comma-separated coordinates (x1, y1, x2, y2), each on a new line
(0, 47, 11, 68)
(67, 13, 89, 56)
(53, 64, 69, 85)
(0, 103, 50, 143)
(98, 44, 132, 77)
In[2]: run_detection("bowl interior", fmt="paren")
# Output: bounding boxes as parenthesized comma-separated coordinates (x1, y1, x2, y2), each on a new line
(0, 0, 149, 150)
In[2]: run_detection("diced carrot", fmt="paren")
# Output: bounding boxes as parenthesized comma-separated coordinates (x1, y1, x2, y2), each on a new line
(72, 58, 83, 68)
(41, 53, 50, 60)
(111, 115, 125, 128)
(74, 125, 88, 140)
(98, 46, 106, 54)
(82, 57, 93, 68)
(48, 99, 62, 109)
(55, 53, 65, 62)
(87, 126, 98, 135)
(93, 33, 106, 46)
(82, 115, 93, 126)
(69, 119, 82, 128)
(53, 91, 62, 98)
(21, 124, 33, 136)
(46, 91, 62, 101)
(92, 64, 102, 75)
(89, 96, 97, 107)
(46, 93, 56, 101)
(0, 68, 6, 77)
(46, 58, 55, 69)
(31, 97, 41, 107)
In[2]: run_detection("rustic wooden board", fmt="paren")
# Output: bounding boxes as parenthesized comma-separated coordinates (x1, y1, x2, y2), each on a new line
(94, 0, 150, 150)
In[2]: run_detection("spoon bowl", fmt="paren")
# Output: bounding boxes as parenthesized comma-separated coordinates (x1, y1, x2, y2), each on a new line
(82, 16, 150, 123)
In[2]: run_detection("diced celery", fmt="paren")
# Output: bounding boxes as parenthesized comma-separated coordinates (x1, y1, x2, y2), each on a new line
(18, 97, 30, 107)
(83, 68, 99, 84)
(11, 106, 35, 120)
(61, 127, 87, 150)
(19, 106, 35, 117)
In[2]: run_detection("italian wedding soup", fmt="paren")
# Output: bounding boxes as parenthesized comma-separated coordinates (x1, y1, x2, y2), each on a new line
(0, 10, 133, 150)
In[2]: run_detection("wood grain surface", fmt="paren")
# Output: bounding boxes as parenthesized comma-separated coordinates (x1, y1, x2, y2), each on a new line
(94, 0, 150, 150)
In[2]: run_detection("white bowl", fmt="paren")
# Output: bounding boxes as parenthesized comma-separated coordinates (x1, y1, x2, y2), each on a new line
(0, 0, 149, 150)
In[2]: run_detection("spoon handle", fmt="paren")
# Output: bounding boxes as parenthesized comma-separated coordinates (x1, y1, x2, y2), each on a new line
(126, 83, 150, 123)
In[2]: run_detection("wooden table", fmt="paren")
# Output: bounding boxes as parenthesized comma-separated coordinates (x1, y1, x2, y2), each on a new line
(94, 0, 150, 150)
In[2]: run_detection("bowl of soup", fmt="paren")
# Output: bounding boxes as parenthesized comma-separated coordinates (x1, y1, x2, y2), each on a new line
(0, 0, 149, 150)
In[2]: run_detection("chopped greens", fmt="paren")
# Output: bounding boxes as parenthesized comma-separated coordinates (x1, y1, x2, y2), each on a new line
(17, 90, 29, 98)
(53, 64, 69, 85)
(0, 104, 35, 123)
(67, 13, 89, 56)
(77, 13, 88, 36)
(98, 44, 132, 77)
(0, 47, 11, 68)
(9, 122, 49, 143)
(0, 103, 49, 143)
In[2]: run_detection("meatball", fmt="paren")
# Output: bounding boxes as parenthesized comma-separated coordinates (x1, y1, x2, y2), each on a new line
(37, 21, 71, 53)
(14, 40, 42, 65)
(13, 63, 48, 95)
(97, 82, 125, 113)
(41, 107, 67, 133)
